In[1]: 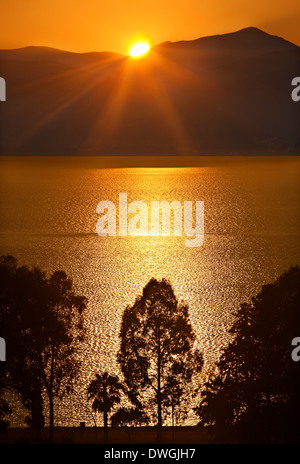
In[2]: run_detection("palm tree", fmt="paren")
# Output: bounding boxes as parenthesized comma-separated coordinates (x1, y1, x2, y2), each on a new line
(87, 371, 123, 443)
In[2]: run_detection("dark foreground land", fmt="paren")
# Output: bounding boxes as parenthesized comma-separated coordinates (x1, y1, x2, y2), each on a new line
(0, 426, 216, 444)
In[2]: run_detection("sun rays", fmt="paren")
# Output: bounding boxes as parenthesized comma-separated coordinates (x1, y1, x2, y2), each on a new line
(12, 44, 206, 156)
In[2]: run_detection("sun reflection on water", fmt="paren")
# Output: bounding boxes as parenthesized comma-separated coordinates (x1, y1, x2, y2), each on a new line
(0, 157, 299, 425)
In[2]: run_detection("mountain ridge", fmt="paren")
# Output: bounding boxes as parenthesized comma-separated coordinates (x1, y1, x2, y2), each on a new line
(1, 27, 299, 57)
(0, 27, 299, 156)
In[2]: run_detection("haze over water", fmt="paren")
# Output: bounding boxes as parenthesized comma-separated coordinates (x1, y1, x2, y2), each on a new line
(0, 156, 299, 426)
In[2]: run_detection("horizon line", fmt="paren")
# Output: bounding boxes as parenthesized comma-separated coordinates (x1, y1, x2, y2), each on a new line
(1, 26, 299, 55)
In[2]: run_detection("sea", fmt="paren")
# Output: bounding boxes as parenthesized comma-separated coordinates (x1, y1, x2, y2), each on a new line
(0, 155, 299, 426)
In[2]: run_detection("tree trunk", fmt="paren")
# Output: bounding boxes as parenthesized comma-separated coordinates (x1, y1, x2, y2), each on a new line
(157, 390, 162, 428)
(49, 341, 55, 443)
(103, 411, 108, 443)
(172, 404, 175, 443)
(157, 337, 162, 442)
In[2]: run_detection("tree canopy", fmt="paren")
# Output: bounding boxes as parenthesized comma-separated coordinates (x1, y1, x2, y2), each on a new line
(117, 278, 203, 429)
(195, 266, 300, 443)
(87, 371, 124, 442)
(0, 255, 87, 440)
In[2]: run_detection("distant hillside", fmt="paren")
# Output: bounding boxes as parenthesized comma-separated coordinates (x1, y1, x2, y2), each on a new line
(1, 27, 299, 155)
(0, 46, 123, 69)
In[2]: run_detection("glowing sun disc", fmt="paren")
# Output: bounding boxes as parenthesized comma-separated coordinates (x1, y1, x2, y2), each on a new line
(129, 42, 150, 58)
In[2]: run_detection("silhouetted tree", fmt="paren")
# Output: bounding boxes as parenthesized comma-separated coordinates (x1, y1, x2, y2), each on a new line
(163, 349, 202, 427)
(111, 407, 149, 443)
(0, 364, 10, 434)
(0, 256, 17, 432)
(111, 407, 149, 427)
(22, 377, 45, 427)
(87, 371, 124, 443)
(194, 367, 236, 442)
(195, 266, 300, 443)
(0, 399, 10, 434)
(41, 270, 86, 441)
(0, 255, 87, 441)
(117, 278, 203, 438)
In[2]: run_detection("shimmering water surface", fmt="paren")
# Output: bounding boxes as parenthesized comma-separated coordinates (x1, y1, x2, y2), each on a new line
(1, 156, 299, 426)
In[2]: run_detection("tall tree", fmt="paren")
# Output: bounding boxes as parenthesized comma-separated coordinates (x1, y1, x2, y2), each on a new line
(41, 270, 86, 440)
(0, 256, 87, 441)
(195, 266, 300, 443)
(87, 371, 124, 443)
(117, 278, 203, 434)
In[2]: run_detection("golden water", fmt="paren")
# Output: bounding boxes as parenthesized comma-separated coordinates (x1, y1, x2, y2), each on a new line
(1, 156, 299, 426)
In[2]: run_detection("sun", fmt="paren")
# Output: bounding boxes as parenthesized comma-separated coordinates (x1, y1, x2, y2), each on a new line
(129, 42, 150, 58)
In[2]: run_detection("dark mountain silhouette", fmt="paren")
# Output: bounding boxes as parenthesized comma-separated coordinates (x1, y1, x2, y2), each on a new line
(0, 27, 299, 155)
(0, 46, 123, 69)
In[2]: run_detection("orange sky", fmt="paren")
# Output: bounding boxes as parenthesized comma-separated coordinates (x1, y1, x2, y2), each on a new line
(2, 0, 300, 53)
